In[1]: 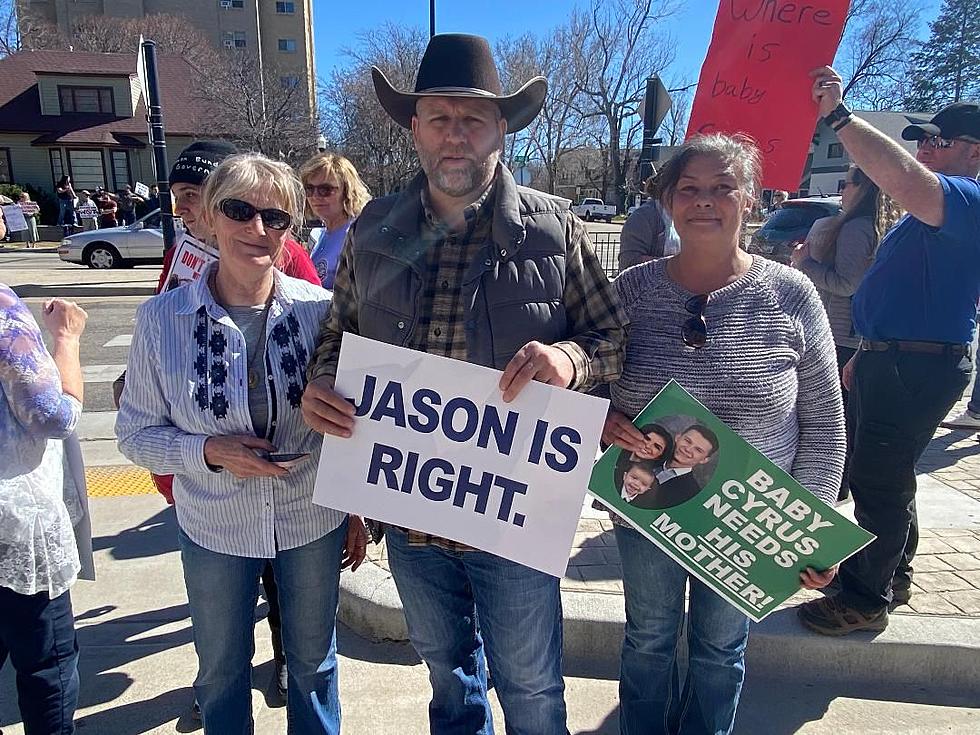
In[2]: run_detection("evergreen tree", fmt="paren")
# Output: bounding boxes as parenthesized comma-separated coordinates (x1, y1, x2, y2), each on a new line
(905, 0, 980, 111)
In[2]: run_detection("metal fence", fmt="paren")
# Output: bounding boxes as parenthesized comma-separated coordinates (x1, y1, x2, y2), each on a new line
(589, 231, 622, 281)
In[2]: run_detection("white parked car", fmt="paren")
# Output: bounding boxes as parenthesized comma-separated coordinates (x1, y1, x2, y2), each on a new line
(571, 198, 617, 223)
(58, 209, 165, 269)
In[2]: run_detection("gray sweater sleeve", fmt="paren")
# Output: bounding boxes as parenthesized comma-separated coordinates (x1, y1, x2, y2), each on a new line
(618, 204, 665, 270)
(785, 275, 846, 505)
(799, 217, 875, 298)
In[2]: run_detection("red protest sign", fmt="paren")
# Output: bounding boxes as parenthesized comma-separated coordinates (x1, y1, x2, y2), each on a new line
(686, 0, 850, 191)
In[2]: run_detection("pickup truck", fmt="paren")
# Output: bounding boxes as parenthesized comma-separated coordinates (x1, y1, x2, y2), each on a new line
(571, 198, 616, 223)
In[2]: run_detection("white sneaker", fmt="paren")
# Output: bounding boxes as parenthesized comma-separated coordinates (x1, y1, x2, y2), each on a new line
(942, 409, 980, 430)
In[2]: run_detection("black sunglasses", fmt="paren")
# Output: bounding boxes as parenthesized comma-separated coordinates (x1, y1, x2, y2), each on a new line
(219, 198, 292, 231)
(304, 183, 340, 197)
(683, 294, 708, 349)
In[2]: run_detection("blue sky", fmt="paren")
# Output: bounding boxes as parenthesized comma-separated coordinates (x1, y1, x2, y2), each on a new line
(311, 0, 943, 89)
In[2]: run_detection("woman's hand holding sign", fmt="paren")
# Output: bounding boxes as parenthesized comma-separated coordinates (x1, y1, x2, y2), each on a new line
(800, 564, 838, 590)
(302, 376, 356, 437)
(601, 408, 648, 454)
(498, 341, 576, 403)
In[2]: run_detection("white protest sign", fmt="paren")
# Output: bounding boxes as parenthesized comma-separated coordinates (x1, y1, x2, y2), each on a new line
(161, 233, 218, 291)
(313, 334, 609, 577)
(77, 203, 99, 220)
(2, 205, 28, 232)
(134, 182, 150, 198)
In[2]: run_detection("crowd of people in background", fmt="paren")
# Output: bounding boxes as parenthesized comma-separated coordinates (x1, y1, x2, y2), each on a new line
(2, 29, 979, 735)
(40, 175, 160, 238)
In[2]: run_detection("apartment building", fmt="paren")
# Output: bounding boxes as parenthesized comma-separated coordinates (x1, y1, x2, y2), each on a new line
(18, 0, 316, 114)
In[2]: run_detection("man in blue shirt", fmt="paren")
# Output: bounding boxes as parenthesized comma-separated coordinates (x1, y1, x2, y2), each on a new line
(798, 69, 980, 636)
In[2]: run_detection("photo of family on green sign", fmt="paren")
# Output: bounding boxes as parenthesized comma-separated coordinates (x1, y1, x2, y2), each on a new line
(590, 381, 876, 621)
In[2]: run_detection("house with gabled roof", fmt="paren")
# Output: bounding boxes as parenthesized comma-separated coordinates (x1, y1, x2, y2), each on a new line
(0, 49, 210, 198)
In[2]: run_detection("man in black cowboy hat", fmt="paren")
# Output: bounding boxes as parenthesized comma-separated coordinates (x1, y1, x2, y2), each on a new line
(303, 33, 626, 733)
(798, 68, 980, 636)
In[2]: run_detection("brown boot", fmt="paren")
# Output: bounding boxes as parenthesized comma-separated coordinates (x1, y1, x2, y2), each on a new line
(797, 596, 888, 636)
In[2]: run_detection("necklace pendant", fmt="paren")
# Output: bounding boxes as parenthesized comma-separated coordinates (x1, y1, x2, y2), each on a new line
(248, 369, 258, 390)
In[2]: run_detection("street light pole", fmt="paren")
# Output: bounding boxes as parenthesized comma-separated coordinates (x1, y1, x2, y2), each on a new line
(429, 0, 436, 38)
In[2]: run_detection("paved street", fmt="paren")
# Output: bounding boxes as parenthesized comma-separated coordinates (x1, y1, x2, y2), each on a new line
(3, 241, 980, 733)
(3, 245, 159, 412)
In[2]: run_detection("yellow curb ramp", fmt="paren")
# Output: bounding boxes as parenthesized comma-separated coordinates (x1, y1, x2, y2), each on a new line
(85, 465, 158, 497)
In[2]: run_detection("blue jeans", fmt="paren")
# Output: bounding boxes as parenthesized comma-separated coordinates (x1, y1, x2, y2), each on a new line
(178, 520, 347, 734)
(385, 527, 568, 735)
(967, 348, 980, 415)
(615, 525, 749, 735)
(0, 586, 79, 735)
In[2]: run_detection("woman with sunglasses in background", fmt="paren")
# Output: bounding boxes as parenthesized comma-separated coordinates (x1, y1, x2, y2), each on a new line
(297, 153, 370, 289)
(599, 133, 845, 735)
(791, 166, 903, 500)
(116, 153, 367, 735)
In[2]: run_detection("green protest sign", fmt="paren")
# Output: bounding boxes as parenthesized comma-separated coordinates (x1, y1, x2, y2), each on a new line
(589, 380, 875, 622)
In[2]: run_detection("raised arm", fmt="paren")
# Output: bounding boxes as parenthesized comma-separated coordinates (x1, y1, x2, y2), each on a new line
(0, 287, 84, 439)
(810, 67, 945, 227)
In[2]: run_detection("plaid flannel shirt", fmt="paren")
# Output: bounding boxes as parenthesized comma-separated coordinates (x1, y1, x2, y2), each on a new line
(309, 170, 627, 550)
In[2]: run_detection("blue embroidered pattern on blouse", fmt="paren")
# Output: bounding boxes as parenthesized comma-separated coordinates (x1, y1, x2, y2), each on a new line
(192, 306, 230, 419)
(271, 313, 309, 409)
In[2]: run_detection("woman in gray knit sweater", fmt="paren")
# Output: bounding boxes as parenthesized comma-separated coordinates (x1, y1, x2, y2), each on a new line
(602, 134, 845, 735)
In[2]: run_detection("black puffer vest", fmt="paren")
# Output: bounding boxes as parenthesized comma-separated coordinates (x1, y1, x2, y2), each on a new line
(350, 165, 572, 369)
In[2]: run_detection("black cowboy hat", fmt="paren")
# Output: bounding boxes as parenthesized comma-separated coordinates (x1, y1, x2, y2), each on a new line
(371, 33, 547, 133)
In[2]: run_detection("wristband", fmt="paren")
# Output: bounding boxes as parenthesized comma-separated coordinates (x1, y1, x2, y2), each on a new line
(823, 102, 852, 130)
(831, 115, 853, 132)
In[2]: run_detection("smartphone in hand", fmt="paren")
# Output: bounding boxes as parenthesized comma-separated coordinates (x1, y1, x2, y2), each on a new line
(266, 452, 311, 469)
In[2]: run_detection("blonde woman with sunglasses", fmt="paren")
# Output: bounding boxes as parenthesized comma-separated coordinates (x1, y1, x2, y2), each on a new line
(116, 152, 366, 735)
(298, 153, 370, 289)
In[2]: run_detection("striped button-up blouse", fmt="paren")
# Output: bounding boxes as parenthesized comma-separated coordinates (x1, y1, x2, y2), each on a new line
(116, 265, 346, 557)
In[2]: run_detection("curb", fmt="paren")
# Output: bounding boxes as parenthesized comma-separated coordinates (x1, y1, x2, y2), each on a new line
(339, 566, 980, 694)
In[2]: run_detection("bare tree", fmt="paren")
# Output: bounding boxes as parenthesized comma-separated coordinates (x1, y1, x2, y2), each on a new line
(195, 51, 319, 163)
(319, 24, 426, 195)
(497, 27, 596, 196)
(0, 0, 61, 55)
(494, 33, 539, 172)
(570, 0, 677, 209)
(836, 0, 921, 110)
(58, 13, 220, 73)
(0, 0, 17, 56)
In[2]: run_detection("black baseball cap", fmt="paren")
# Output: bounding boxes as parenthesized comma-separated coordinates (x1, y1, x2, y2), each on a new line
(902, 102, 980, 142)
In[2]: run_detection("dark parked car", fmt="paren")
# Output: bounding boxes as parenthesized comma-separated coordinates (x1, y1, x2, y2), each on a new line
(748, 196, 842, 264)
